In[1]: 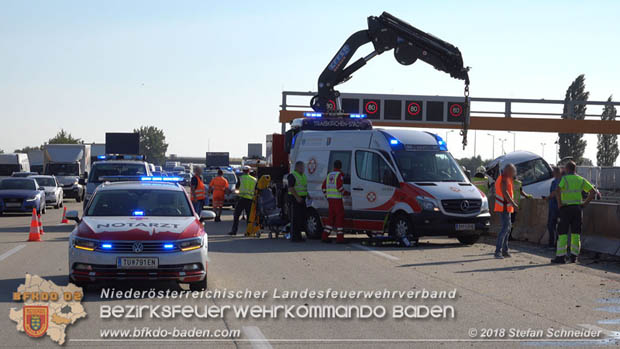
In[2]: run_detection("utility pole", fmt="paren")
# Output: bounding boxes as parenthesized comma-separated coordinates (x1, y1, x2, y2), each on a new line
(487, 133, 495, 159)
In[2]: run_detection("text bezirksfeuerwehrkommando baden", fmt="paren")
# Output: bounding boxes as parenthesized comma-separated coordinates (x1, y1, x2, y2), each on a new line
(100, 288, 457, 301)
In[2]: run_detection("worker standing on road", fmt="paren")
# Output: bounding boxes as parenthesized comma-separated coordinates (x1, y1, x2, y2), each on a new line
(551, 161, 595, 264)
(472, 166, 490, 195)
(321, 160, 348, 243)
(494, 164, 518, 259)
(544, 167, 562, 249)
(228, 166, 256, 235)
(190, 167, 206, 214)
(287, 161, 308, 242)
(208, 169, 229, 222)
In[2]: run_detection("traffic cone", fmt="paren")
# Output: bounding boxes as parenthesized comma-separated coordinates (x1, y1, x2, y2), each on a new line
(37, 212, 45, 235)
(28, 209, 41, 242)
(61, 207, 68, 224)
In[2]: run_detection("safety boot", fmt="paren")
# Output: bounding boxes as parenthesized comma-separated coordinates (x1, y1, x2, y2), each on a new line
(550, 256, 566, 264)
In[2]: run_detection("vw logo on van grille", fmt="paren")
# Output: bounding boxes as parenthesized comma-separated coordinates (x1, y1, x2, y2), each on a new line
(132, 242, 144, 253)
(460, 200, 470, 212)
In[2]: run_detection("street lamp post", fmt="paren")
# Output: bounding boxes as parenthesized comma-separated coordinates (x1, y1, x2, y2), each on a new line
(508, 131, 516, 152)
(499, 138, 507, 155)
(487, 133, 495, 159)
(541, 142, 546, 159)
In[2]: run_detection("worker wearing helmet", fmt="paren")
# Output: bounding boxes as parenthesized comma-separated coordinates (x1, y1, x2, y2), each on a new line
(472, 166, 490, 195)
(321, 160, 349, 243)
(229, 166, 256, 235)
(208, 169, 229, 222)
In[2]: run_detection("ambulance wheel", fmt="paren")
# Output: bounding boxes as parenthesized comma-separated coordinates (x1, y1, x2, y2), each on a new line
(305, 210, 322, 240)
(189, 277, 207, 291)
(457, 234, 480, 245)
(389, 213, 411, 239)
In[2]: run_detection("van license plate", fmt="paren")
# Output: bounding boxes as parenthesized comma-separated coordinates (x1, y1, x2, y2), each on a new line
(455, 224, 476, 231)
(117, 257, 158, 269)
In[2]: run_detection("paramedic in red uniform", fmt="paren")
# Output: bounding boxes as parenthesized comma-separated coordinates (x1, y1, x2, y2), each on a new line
(321, 160, 348, 243)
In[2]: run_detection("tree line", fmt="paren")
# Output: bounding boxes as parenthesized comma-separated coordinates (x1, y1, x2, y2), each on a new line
(560, 74, 619, 166)
(2, 126, 169, 166)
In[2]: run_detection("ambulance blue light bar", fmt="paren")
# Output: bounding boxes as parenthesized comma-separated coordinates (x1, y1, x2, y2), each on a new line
(389, 139, 400, 145)
(97, 155, 106, 160)
(304, 112, 323, 118)
(303, 112, 367, 119)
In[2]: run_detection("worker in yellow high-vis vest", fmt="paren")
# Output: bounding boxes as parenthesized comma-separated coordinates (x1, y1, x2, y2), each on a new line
(228, 166, 256, 236)
(551, 161, 595, 264)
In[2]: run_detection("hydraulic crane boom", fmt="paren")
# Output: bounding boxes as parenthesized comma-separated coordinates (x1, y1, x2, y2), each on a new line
(310, 12, 471, 147)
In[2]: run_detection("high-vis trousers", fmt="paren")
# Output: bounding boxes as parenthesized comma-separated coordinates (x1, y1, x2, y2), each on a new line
(555, 205, 582, 257)
(323, 199, 344, 242)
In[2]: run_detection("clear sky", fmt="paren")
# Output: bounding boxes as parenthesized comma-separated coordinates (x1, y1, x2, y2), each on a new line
(1, 0, 619, 165)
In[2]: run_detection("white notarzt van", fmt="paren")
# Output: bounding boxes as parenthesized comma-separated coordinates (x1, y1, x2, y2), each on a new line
(289, 118, 490, 244)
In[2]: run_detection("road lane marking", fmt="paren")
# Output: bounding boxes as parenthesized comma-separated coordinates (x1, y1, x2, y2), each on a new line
(0, 244, 25, 262)
(595, 306, 620, 313)
(598, 298, 620, 304)
(352, 244, 399, 261)
(241, 326, 272, 349)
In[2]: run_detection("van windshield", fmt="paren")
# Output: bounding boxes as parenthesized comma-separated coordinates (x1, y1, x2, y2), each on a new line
(394, 151, 466, 182)
(515, 158, 552, 186)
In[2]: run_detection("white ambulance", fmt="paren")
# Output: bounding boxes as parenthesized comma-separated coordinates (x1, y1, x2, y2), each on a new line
(289, 117, 490, 244)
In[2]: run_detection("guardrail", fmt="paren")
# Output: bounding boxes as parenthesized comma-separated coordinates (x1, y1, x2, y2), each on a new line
(489, 198, 620, 256)
(577, 166, 620, 190)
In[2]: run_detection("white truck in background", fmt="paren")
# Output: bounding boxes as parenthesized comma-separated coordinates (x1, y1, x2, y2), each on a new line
(27, 150, 44, 174)
(43, 144, 91, 202)
(90, 143, 106, 164)
(0, 153, 30, 178)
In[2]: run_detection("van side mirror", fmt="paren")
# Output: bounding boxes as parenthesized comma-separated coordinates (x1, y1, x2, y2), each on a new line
(65, 210, 81, 223)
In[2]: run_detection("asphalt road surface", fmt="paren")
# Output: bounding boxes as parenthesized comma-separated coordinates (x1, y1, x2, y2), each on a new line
(0, 201, 619, 348)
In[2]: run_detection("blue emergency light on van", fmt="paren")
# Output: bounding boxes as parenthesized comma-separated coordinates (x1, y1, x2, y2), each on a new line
(304, 112, 323, 118)
(433, 134, 448, 151)
(140, 176, 182, 182)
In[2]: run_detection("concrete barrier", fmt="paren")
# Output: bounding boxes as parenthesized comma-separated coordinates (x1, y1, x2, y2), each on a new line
(488, 197, 620, 256)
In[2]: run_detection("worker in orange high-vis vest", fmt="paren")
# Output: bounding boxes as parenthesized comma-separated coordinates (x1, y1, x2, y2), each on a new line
(321, 160, 349, 243)
(493, 163, 519, 259)
(190, 166, 206, 215)
(208, 169, 229, 222)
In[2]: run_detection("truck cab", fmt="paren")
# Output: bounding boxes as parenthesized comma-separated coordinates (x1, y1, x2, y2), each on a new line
(289, 120, 490, 244)
(0, 153, 30, 179)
